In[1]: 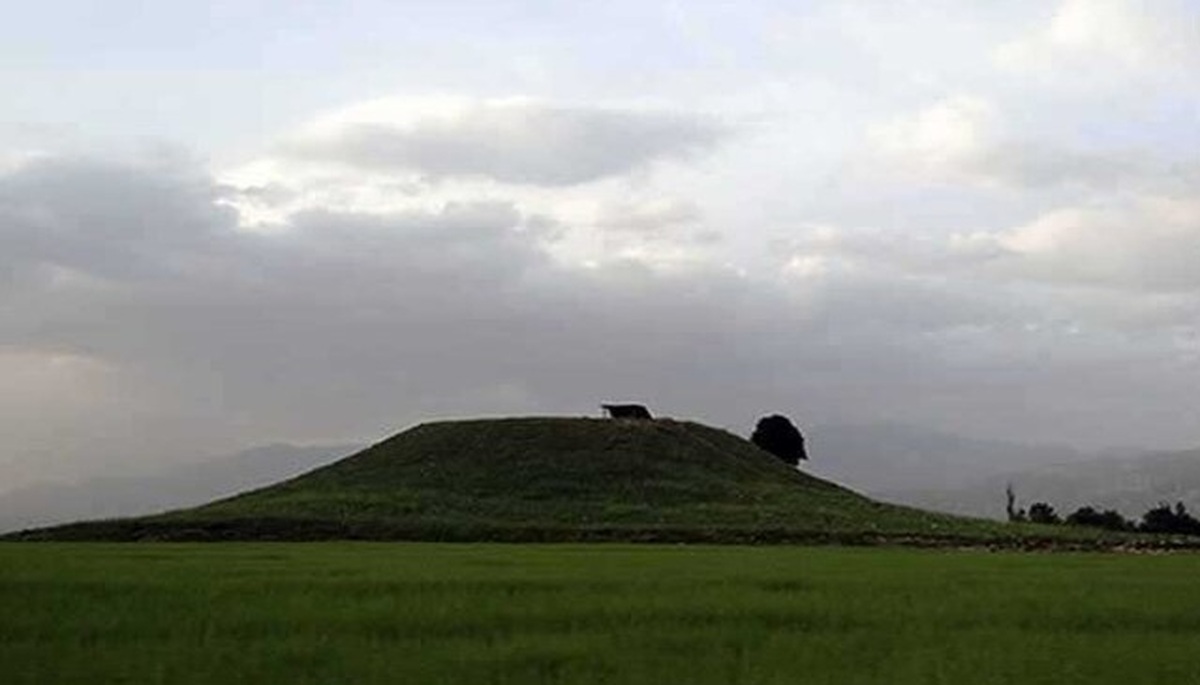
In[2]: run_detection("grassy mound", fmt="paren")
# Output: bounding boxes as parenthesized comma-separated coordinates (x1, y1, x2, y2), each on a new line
(4, 417, 1149, 545)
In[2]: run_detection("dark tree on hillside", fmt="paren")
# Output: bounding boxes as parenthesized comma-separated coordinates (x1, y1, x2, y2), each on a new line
(1140, 502, 1200, 535)
(1005, 483, 1021, 522)
(751, 414, 807, 466)
(1027, 502, 1060, 525)
(1065, 506, 1131, 532)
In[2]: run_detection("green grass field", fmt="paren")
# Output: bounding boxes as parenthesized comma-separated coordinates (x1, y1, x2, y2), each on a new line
(3, 544, 1200, 684)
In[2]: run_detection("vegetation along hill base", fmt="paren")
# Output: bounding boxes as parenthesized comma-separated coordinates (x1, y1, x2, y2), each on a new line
(6, 417, 1195, 549)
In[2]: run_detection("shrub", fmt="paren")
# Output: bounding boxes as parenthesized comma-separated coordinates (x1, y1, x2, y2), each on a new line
(1064, 506, 1131, 532)
(1027, 502, 1060, 525)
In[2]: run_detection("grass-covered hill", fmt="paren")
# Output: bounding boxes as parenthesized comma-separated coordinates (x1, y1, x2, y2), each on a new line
(3, 417, 1153, 546)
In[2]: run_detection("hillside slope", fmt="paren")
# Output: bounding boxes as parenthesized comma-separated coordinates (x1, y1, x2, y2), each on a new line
(6, 417, 1132, 545)
(0, 443, 358, 533)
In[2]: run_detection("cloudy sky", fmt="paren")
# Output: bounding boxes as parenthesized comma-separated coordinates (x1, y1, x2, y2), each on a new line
(2, 0, 1198, 491)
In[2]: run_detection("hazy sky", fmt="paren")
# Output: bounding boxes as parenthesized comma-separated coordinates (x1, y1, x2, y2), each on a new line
(2, 0, 1199, 491)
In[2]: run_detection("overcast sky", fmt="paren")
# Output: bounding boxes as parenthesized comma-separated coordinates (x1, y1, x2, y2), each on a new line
(2, 0, 1198, 491)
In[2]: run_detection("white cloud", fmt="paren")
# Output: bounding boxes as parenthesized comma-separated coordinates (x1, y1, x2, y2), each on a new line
(995, 0, 1200, 85)
(217, 96, 732, 274)
(788, 191, 1200, 303)
(867, 95, 997, 184)
(593, 198, 700, 235)
(981, 196, 1200, 292)
(866, 94, 1166, 191)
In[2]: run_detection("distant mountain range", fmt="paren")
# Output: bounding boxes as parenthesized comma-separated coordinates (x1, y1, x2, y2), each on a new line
(805, 422, 1092, 494)
(0, 443, 359, 533)
(798, 422, 1199, 522)
(879, 448, 1200, 521)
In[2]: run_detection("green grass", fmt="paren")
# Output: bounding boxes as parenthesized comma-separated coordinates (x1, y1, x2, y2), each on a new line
(4, 543, 1200, 684)
(6, 418, 1146, 546)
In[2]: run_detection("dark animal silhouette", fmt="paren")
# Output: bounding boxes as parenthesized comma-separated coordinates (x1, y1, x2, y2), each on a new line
(601, 403, 653, 419)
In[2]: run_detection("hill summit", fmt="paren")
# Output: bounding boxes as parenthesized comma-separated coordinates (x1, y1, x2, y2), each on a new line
(9, 417, 1074, 544)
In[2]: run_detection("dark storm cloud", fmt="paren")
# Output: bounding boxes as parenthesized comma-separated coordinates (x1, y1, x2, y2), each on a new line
(0, 157, 235, 283)
(283, 102, 726, 186)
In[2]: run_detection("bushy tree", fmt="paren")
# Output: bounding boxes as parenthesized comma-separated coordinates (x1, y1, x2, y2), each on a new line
(1064, 506, 1131, 532)
(1140, 502, 1200, 535)
(751, 414, 807, 466)
(1027, 502, 1060, 525)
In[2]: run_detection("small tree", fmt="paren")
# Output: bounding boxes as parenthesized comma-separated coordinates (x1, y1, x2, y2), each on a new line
(1005, 483, 1020, 522)
(751, 414, 807, 466)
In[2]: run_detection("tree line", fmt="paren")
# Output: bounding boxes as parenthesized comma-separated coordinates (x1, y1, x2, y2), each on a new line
(1007, 484, 1200, 535)
(747, 418, 1200, 538)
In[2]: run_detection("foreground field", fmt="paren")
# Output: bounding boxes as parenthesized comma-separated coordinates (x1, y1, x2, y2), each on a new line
(3, 544, 1200, 684)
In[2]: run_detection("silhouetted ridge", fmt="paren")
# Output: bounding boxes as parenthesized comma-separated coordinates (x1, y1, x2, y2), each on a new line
(5, 417, 1147, 546)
